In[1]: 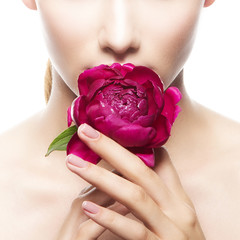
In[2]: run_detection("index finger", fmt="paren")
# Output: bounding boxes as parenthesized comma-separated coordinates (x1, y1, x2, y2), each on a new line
(77, 123, 186, 208)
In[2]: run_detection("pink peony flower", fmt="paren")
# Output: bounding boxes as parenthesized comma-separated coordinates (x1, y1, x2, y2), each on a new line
(67, 63, 181, 167)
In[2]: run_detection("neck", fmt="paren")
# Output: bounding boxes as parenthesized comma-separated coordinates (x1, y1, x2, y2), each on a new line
(163, 70, 210, 171)
(40, 68, 77, 140)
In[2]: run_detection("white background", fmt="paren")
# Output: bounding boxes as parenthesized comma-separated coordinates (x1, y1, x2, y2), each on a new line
(0, 1, 240, 134)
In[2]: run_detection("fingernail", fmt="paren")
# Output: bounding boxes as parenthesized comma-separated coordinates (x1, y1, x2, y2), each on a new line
(78, 124, 100, 139)
(82, 201, 100, 214)
(67, 154, 89, 168)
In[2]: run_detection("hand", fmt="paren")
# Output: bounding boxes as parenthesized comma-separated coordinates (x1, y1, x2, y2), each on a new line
(55, 183, 130, 240)
(66, 123, 206, 240)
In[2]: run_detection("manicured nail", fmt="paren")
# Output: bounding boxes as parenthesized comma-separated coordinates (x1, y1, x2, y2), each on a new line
(82, 201, 100, 214)
(67, 154, 89, 168)
(78, 124, 100, 139)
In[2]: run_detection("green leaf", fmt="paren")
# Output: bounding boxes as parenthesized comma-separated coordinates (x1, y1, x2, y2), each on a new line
(45, 125, 78, 157)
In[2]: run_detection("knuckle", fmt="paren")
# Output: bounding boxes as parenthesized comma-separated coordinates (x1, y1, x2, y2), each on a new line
(130, 185, 148, 204)
(135, 226, 150, 240)
(132, 161, 155, 181)
(101, 209, 118, 226)
(139, 165, 155, 180)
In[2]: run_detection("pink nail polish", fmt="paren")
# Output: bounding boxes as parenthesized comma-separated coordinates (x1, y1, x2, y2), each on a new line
(82, 201, 100, 214)
(67, 155, 89, 168)
(79, 124, 100, 139)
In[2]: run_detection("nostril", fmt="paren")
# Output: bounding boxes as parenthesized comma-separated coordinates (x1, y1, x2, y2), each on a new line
(102, 47, 136, 62)
(105, 45, 137, 54)
(98, 25, 141, 57)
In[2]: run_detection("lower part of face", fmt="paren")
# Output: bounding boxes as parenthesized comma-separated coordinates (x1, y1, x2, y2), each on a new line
(36, 0, 204, 94)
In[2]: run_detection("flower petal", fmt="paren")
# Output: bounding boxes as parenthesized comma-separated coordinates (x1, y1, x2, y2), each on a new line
(113, 124, 156, 147)
(110, 63, 135, 77)
(93, 114, 129, 136)
(128, 147, 155, 167)
(148, 115, 171, 148)
(86, 99, 113, 123)
(86, 78, 106, 101)
(67, 106, 73, 127)
(78, 65, 119, 95)
(124, 66, 164, 92)
(145, 85, 159, 117)
(132, 114, 155, 127)
(162, 87, 182, 125)
(67, 133, 101, 164)
(152, 82, 164, 110)
(174, 105, 182, 122)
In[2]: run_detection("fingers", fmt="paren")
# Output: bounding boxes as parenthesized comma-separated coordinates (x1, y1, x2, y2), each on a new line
(57, 186, 115, 239)
(76, 124, 189, 208)
(75, 219, 106, 240)
(66, 154, 179, 238)
(81, 201, 159, 240)
(76, 202, 130, 240)
(66, 123, 196, 238)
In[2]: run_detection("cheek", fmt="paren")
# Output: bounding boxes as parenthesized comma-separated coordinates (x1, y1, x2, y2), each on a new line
(37, 1, 101, 93)
(144, 3, 202, 87)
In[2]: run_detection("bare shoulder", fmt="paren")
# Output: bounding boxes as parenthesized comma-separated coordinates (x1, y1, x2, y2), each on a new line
(0, 111, 45, 163)
(197, 104, 240, 183)
(199, 103, 240, 153)
(185, 105, 240, 240)
(179, 103, 240, 183)
(213, 109, 240, 154)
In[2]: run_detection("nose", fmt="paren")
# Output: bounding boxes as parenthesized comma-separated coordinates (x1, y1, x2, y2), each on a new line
(98, 0, 140, 60)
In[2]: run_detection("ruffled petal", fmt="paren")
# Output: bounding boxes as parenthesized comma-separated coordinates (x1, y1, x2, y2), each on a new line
(86, 99, 113, 123)
(86, 78, 106, 101)
(110, 62, 122, 71)
(113, 124, 156, 147)
(132, 114, 155, 127)
(124, 66, 164, 92)
(110, 63, 135, 77)
(139, 80, 163, 116)
(174, 105, 182, 122)
(152, 82, 164, 110)
(67, 106, 73, 127)
(67, 133, 101, 164)
(146, 86, 159, 117)
(148, 115, 171, 148)
(93, 114, 129, 136)
(122, 79, 146, 97)
(128, 147, 155, 167)
(121, 63, 135, 76)
(162, 87, 182, 125)
(78, 65, 119, 95)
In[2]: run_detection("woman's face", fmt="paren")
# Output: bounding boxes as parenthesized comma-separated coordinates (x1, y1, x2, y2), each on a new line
(34, 0, 206, 93)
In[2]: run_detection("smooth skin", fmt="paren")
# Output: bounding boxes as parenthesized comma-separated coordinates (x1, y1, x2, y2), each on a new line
(1, 0, 240, 239)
